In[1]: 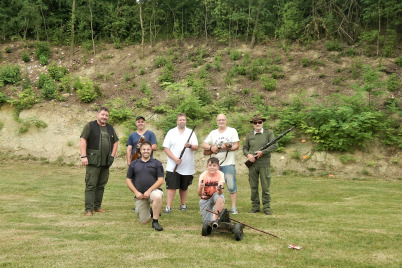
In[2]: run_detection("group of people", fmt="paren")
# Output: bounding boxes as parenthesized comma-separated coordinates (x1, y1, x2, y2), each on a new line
(80, 108, 278, 231)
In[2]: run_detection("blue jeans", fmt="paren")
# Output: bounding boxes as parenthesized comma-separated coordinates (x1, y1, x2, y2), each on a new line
(220, 165, 237, 193)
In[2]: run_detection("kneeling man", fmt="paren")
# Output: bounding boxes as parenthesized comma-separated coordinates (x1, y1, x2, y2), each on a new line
(126, 141, 165, 231)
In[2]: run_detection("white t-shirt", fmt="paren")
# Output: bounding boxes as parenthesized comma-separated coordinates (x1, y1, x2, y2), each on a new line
(163, 126, 198, 174)
(203, 127, 239, 166)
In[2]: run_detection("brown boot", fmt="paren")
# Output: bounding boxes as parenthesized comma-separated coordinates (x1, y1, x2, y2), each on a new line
(94, 208, 106, 213)
(85, 211, 93, 216)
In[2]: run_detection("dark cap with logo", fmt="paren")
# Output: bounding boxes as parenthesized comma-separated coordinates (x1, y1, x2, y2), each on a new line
(136, 116, 145, 121)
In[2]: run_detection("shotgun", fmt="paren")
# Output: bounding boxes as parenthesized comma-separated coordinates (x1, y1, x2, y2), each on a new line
(244, 126, 295, 168)
(130, 135, 146, 162)
(173, 125, 196, 173)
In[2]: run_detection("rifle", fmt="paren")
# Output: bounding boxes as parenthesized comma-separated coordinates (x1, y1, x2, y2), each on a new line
(130, 135, 146, 162)
(203, 142, 232, 156)
(244, 126, 295, 168)
(173, 125, 196, 173)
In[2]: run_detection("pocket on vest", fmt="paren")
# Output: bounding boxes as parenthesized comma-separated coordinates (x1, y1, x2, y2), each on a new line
(87, 149, 101, 167)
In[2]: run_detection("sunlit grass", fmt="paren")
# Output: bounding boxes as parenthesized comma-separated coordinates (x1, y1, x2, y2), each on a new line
(0, 162, 401, 267)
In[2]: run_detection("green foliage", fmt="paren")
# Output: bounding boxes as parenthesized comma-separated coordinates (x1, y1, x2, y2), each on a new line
(0, 92, 8, 106)
(301, 58, 310, 67)
(230, 50, 242, 61)
(216, 92, 238, 112)
(17, 87, 38, 110)
(59, 75, 73, 92)
(21, 52, 31, 62)
(191, 79, 211, 106)
(74, 77, 100, 103)
(18, 116, 48, 134)
(105, 98, 132, 124)
(158, 61, 175, 86)
(37, 73, 52, 88)
(39, 55, 49, 66)
(345, 48, 356, 57)
(338, 154, 357, 164)
(47, 62, 67, 81)
(140, 81, 152, 96)
(395, 57, 402, 67)
(41, 80, 58, 100)
(269, 65, 284, 79)
(154, 56, 168, 68)
(214, 54, 222, 71)
(260, 75, 277, 91)
(349, 59, 363, 79)
(326, 40, 343, 51)
(247, 60, 264, 80)
(5, 47, 12, 53)
(386, 73, 400, 92)
(35, 42, 51, 60)
(276, 2, 304, 40)
(0, 64, 22, 85)
(301, 95, 384, 151)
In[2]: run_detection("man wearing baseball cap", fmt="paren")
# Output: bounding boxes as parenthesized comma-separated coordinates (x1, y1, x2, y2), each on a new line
(126, 115, 158, 166)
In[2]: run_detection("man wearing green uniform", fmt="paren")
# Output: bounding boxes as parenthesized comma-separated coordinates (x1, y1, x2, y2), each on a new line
(80, 107, 119, 216)
(243, 115, 278, 215)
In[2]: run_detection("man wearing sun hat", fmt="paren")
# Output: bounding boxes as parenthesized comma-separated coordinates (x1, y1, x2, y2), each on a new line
(243, 115, 278, 215)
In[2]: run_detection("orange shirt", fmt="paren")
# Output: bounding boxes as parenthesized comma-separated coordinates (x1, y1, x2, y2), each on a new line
(198, 170, 225, 199)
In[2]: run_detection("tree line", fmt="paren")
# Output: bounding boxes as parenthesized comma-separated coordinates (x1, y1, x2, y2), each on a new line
(0, 0, 401, 51)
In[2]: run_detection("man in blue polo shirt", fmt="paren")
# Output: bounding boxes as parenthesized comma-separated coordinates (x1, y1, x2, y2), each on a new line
(126, 141, 165, 231)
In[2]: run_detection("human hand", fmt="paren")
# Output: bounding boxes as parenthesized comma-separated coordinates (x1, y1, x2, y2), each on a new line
(135, 192, 143, 199)
(255, 151, 263, 159)
(81, 157, 88, 166)
(247, 154, 256, 163)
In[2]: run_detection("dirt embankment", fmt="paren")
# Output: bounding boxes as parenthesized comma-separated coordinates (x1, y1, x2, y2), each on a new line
(1, 103, 400, 179)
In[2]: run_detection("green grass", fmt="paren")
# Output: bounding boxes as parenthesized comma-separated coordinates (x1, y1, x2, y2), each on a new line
(0, 162, 401, 267)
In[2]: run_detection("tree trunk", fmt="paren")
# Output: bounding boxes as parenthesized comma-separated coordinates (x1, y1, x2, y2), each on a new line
(250, 0, 262, 48)
(70, 0, 76, 57)
(204, 0, 208, 39)
(89, 0, 95, 55)
(139, 0, 144, 56)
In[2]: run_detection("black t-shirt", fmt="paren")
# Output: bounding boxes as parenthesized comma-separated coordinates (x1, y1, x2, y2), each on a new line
(126, 158, 164, 194)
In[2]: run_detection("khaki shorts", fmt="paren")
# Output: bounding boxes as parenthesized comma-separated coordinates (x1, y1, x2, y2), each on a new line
(135, 189, 164, 223)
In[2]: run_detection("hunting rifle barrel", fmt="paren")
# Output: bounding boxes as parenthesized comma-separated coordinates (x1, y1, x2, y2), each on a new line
(244, 126, 295, 168)
(173, 124, 196, 173)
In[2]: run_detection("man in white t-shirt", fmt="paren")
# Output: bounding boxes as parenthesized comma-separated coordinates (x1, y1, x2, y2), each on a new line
(201, 114, 240, 214)
(163, 113, 198, 213)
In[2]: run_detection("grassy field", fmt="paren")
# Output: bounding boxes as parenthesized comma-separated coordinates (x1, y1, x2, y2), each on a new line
(0, 162, 401, 267)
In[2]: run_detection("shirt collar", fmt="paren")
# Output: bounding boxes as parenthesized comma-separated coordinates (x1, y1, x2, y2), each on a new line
(254, 128, 264, 135)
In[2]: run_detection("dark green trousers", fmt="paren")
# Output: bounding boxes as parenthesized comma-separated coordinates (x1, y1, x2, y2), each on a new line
(85, 165, 109, 211)
(248, 164, 271, 211)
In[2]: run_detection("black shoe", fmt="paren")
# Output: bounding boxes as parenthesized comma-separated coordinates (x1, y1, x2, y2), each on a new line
(264, 210, 272, 215)
(152, 221, 163, 231)
(248, 209, 260, 213)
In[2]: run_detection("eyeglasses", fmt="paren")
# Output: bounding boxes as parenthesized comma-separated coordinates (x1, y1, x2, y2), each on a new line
(253, 121, 263, 125)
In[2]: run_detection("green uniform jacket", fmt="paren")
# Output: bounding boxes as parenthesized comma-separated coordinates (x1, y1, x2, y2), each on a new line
(243, 129, 278, 167)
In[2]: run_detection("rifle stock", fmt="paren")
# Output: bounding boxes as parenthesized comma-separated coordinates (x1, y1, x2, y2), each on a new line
(244, 126, 295, 168)
(130, 135, 146, 162)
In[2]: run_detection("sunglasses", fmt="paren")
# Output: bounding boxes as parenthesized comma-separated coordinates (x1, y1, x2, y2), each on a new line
(253, 121, 263, 125)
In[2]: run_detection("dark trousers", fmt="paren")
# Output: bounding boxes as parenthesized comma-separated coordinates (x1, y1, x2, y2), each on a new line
(85, 165, 109, 211)
(248, 164, 271, 211)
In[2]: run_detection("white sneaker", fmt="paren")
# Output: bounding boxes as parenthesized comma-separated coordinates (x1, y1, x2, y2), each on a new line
(180, 204, 187, 211)
(231, 207, 238, 214)
(163, 206, 171, 214)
